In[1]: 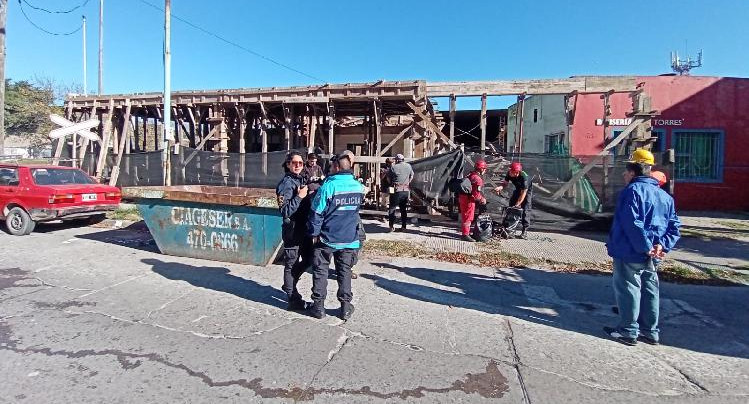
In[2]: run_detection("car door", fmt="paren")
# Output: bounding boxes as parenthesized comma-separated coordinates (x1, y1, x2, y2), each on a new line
(0, 167, 21, 216)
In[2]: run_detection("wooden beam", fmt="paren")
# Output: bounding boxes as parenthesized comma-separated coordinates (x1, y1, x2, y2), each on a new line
(95, 99, 116, 180)
(551, 116, 648, 200)
(327, 103, 335, 155)
(426, 76, 637, 97)
(181, 126, 218, 167)
(379, 125, 412, 156)
(53, 102, 75, 165)
(108, 101, 132, 186)
(406, 101, 456, 149)
(373, 100, 382, 190)
(480, 93, 487, 155)
(282, 104, 291, 150)
(449, 94, 456, 143)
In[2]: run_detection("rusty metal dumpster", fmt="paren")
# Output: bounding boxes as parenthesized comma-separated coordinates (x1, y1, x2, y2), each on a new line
(122, 186, 282, 265)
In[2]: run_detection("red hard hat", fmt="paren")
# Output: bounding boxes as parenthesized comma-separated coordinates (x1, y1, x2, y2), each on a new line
(510, 162, 523, 173)
(475, 160, 488, 170)
(651, 170, 667, 186)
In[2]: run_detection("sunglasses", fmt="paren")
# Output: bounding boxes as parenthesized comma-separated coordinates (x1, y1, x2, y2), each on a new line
(289, 161, 304, 166)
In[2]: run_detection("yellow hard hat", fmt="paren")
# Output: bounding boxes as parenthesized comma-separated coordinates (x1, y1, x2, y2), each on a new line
(628, 148, 655, 165)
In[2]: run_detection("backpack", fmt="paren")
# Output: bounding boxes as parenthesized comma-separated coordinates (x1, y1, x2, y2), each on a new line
(473, 214, 493, 242)
(448, 177, 472, 195)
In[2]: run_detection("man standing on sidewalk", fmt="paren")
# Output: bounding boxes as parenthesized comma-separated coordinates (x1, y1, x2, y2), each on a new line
(604, 149, 681, 346)
(307, 152, 366, 320)
(387, 154, 414, 232)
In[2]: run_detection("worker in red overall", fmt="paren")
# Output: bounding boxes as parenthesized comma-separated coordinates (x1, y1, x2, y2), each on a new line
(458, 160, 488, 242)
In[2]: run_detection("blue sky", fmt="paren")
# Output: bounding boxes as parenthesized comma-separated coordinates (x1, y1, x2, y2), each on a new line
(6, 0, 747, 109)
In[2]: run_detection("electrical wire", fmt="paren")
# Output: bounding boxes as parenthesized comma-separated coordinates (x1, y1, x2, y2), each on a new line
(17, 0, 83, 36)
(136, 0, 326, 84)
(21, 0, 91, 14)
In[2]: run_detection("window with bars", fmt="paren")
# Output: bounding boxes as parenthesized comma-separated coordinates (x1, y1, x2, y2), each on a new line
(673, 130, 723, 182)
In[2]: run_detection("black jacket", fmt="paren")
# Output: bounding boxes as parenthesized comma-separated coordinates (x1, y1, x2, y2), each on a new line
(276, 172, 311, 246)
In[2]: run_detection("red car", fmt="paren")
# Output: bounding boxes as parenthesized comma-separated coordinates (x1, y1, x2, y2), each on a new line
(0, 163, 121, 235)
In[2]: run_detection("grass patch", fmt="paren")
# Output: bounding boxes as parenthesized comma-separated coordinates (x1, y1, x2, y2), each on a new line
(363, 239, 744, 286)
(106, 207, 142, 222)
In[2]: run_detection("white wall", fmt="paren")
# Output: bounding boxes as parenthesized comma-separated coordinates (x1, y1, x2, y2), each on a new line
(506, 95, 568, 154)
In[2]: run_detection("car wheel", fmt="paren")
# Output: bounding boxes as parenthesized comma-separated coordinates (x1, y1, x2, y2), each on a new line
(6, 207, 34, 236)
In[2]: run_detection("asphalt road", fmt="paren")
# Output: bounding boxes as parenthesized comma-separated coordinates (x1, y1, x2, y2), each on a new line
(1, 224, 748, 403)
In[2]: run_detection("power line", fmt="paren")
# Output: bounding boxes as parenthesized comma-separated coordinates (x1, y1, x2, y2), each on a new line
(17, 0, 83, 35)
(21, 0, 90, 14)
(136, 0, 326, 83)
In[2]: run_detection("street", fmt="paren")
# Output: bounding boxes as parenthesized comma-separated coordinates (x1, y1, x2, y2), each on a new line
(1, 224, 748, 403)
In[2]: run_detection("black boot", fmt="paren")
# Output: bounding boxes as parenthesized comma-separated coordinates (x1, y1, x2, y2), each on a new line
(340, 302, 355, 321)
(286, 294, 309, 311)
(462, 234, 476, 242)
(307, 300, 325, 319)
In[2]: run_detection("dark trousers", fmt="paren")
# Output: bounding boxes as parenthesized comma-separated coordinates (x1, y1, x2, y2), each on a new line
(311, 244, 357, 304)
(509, 191, 533, 230)
(282, 238, 313, 299)
(388, 191, 409, 228)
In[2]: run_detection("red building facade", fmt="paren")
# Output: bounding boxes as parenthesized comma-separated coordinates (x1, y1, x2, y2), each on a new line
(569, 76, 749, 210)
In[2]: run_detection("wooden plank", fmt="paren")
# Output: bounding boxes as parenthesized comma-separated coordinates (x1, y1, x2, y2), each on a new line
(108, 101, 132, 186)
(327, 103, 335, 155)
(449, 94, 456, 143)
(181, 126, 218, 167)
(551, 117, 647, 200)
(373, 100, 382, 190)
(406, 101, 456, 149)
(52, 103, 75, 165)
(480, 93, 487, 154)
(379, 125, 412, 156)
(95, 99, 116, 180)
(426, 76, 637, 97)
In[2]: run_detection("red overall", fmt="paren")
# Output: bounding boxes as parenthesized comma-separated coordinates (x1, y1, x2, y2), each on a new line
(458, 171, 484, 236)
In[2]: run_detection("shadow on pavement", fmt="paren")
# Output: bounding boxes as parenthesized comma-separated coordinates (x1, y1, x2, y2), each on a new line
(143, 258, 288, 310)
(75, 223, 158, 253)
(362, 262, 749, 359)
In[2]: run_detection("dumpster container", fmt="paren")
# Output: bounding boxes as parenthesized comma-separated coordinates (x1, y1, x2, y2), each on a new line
(122, 186, 282, 265)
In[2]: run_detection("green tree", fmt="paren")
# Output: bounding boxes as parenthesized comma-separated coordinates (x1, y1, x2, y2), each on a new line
(3, 78, 63, 150)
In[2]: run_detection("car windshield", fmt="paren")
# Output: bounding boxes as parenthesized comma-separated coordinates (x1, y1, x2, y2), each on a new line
(31, 168, 96, 185)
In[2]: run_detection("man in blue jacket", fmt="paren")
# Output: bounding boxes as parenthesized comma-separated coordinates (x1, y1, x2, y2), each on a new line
(605, 149, 681, 346)
(307, 152, 366, 320)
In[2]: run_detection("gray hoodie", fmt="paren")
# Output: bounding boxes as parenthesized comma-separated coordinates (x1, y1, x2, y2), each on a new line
(388, 162, 414, 191)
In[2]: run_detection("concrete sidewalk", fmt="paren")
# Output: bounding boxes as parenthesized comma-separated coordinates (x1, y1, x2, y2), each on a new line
(1, 224, 748, 403)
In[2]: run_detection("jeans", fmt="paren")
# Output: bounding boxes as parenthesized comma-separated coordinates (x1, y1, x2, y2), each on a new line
(509, 190, 533, 230)
(612, 258, 660, 341)
(388, 191, 409, 229)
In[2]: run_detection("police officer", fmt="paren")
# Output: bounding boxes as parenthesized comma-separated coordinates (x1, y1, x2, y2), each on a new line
(275, 151, 313, 310)
(307, 152, 366, 320)
(494, 161, 532, 239)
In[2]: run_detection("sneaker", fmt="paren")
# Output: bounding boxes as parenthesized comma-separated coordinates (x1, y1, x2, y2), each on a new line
(603, 326, 637, 346)
(340, 302, 355, 321)
(307, 301, 325, 319)
(388, 227, 395, 233)
(351, 271, 359, 279)
(638, 335, 660, 346)
(461, 235, 476, 242)
(518, 231, 528, 240)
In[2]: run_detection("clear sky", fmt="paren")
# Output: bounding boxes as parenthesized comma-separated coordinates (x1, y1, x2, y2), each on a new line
(5, 0, 748, 109)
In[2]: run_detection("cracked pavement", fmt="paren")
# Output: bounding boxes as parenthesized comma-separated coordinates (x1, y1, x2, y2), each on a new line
(1, 225, 748, 403)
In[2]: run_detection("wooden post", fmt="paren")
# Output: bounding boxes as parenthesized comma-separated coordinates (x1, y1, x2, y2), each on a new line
(480, 93, 487, 155)
(373, 100, 382, 194)
(95, 99, 115, 180)
(449, 94, 456, 144)
(53, 103, 74, 165)
(283, 104, 291, 151)
(308, 106, 317, 153)
(327, 103, 335, 155)
(109, 101, 132, 186)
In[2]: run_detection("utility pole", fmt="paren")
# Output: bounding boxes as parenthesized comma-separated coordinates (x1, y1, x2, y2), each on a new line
(82, 16, 87, 95)
(163, 0, 172, 185)
(0, 0, 7, 156)
(98, 0, 103, 95)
